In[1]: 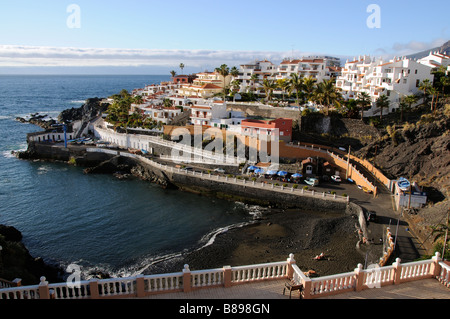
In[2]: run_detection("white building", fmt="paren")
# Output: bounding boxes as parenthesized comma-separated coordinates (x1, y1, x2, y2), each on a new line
(189, 102, 229, 126)
(418, 51, 450, 73)
(276, 57, 337, 82)
(235, 60, 277, 94)
(142, 106, 182, 124)
(336, 55, 435, 116)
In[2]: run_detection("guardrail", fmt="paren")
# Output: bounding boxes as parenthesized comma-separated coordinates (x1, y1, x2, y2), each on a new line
(118, 151, 349, 203)
(2, 252, 446, 300)
(293, 252, 445, 299)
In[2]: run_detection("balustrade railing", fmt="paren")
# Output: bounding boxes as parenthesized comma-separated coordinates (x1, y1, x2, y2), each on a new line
(231, 262, 288, 283)
(438, 262, 450, 287)
(0, 253, 447, 300)
(143, 272, 183, 293)
(0, 285, 40, 300)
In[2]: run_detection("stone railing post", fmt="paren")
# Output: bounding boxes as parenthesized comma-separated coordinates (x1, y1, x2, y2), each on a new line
(223, 266, 232, 288)
(393, 258, 402, 285)
(38, 276, 50, 299)
(302, 277, 312, 300)
(12, 278, 22, 287)
(431, 252, 442, 277)
(89, 279, 100, 299)
(287, 254, 296, 279)
(183, 264, 192, 293)
(354, 264, 365, 292)
(136, 274, 146, 298)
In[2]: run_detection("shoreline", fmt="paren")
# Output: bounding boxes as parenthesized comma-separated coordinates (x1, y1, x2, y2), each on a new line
(13, 144, 378, 280)
(147, 207, 380, 278)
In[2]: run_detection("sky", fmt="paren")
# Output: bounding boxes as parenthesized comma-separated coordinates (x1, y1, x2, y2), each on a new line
(0, 0, 448, 74)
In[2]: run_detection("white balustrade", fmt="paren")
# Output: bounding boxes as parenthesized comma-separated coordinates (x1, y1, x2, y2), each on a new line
(310, 272, 356, 296)
(0, 285, 40, 299)
(144, 272, 183, 293)
(48, 281, 91, 299)
(231, 262, 287, 283)
(438, 262, 450, 287)
(97, 277, 135, 297)
(399, 259, 433, 281)
(191, 269, 224, 288)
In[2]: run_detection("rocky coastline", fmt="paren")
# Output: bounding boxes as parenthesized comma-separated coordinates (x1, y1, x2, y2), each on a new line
(0, 225, 63, 285)
(8, 98, 376, 284)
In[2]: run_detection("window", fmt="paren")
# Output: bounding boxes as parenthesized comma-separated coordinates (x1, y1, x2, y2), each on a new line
(415, 70, 418, 74)
(416, 79, 420, 87)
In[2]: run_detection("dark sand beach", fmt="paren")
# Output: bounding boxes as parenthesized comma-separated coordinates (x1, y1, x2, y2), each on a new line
(161, 208, 383, 277)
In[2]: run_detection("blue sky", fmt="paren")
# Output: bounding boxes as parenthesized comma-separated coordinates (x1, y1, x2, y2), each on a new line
(0, 0, 448, 74)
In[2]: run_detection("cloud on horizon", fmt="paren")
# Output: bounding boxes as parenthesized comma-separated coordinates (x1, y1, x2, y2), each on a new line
(374, 38, 448, 58)
(0, 45, 349, 73)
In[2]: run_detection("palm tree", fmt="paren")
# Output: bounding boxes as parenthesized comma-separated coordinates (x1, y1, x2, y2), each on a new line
(179, 63, 185, 75)
(439, 75, 450, 97)
(249, 74, 259, 94)
(302, 76, 317, 104)
(431, 211, 449, 259)
(215, 64, 230, 99)
(262, 79, 276, 102)
(288, 73, 304, 106)
(376, 94, 390, 120)
(418, 79, 432, 105)
(133, 95, 144, 105)
(170, 70, 176, 78)
(163, 98, 173, 108)
(402, 94, 418, 122)
(230, 66, 239, 78)
(230, 79, 241, 94)
(428, 86, 438, 112)
(276, 78, 290, 101)
(356, 92, 371, 121)
(317, 79, 342, 116)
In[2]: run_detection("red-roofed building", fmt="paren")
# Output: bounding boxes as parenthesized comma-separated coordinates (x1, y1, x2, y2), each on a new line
(240, 118, 292, 142)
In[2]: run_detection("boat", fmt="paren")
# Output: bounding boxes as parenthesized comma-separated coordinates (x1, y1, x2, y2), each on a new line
(397, 177, 410, 191)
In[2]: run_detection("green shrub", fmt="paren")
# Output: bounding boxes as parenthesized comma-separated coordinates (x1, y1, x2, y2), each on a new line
(293, 184, 298, 189)
(68, 157, 76, 165)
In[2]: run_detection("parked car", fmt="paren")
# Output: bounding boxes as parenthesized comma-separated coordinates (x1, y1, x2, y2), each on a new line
(362, 186, 373, 194)
(331, 175, 341, 183)
(366, 211, 377, 222)
(214, 168, 225, 174)
(305, 177, 319, 186)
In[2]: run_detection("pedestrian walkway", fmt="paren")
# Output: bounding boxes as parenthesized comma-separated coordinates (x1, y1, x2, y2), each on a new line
(137, 278, 449, 300)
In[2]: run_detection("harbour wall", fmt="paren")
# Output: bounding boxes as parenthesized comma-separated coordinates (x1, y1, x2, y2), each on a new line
(19, 143, 352, 213)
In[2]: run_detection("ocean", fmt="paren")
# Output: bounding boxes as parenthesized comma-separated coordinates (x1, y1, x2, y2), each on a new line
(0, 75, 259, 278)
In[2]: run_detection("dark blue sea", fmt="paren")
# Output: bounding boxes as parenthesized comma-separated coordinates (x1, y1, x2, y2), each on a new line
(0, 75, 258, 278)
